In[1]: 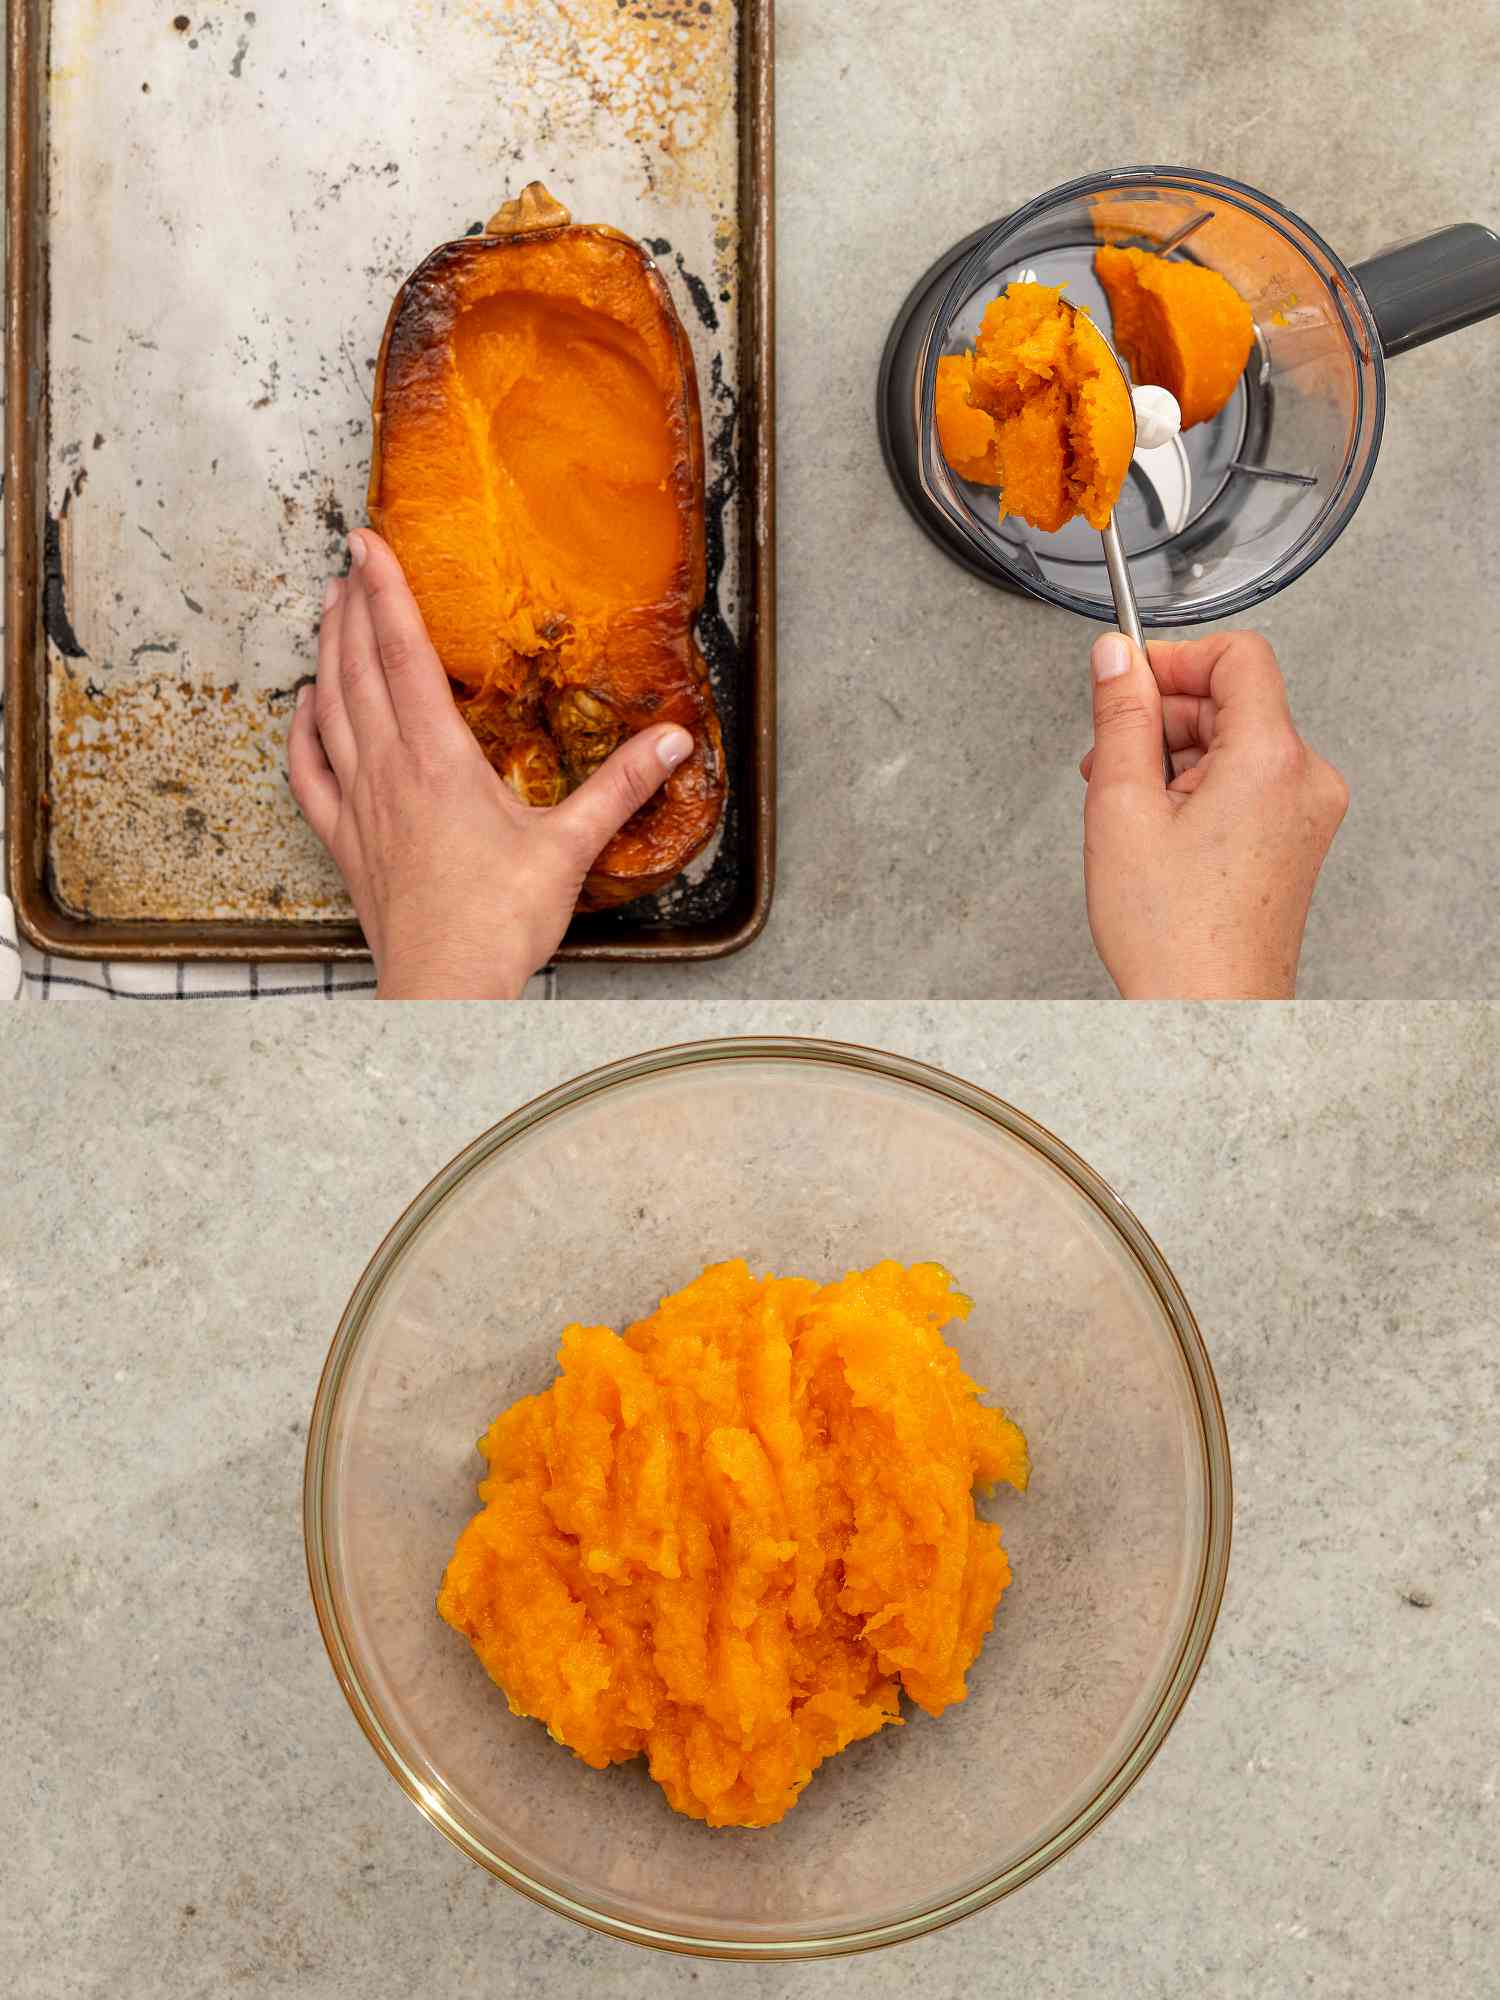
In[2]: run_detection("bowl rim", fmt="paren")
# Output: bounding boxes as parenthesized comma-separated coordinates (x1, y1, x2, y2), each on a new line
(304, 1034, 1233, 1960)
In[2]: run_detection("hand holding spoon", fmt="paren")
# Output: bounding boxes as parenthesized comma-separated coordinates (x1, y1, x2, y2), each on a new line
(1105, 384, 1181, 786)
(1021, 278, 1183, 785)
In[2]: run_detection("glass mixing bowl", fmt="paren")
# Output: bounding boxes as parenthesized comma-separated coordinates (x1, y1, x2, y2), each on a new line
(304, 1038, 1231, 1959)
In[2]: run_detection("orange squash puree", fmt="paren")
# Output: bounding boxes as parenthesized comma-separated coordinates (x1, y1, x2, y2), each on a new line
(438, 1260, 1030, 1829)
(1094, 245, 1254, 430)
(935, 282, 1135, 533)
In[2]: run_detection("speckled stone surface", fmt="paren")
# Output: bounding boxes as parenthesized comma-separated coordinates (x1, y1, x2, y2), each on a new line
(563, 0, 1500, 998)
(3, 1003, 1497, 1996)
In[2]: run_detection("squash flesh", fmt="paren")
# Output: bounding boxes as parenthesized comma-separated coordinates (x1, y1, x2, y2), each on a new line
(935, 282, 1135, 533)
(1094, 245, 1254, 430)
(437, 1259, 1030, 1830)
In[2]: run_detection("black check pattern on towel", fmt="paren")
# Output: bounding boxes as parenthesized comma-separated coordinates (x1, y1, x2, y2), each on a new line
(0, 926, 380, 1001)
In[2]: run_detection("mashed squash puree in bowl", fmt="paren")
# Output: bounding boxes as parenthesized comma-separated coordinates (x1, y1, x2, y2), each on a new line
(438, 1259, 1030, 1829)
(305, 1038, 1229, 1959)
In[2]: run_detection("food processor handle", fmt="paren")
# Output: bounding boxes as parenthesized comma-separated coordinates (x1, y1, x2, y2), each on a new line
(1351, 223, 1500, 357)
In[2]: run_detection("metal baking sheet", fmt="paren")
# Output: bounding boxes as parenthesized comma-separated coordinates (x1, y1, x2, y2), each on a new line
(6, 0, 773, 962)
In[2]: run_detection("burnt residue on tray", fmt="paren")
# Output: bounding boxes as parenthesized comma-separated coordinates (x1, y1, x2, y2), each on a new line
(673, 252, 719, 332)
(463, 0, 734, 205)
(129, 639, 180, 666)
(47, 673, 348, 923)
(316, 486, 350, 560)
(43, 512, 88, 659)
(640, 234, 720, 334)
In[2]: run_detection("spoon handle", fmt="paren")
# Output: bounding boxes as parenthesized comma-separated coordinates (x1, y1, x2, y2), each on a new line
(1100, 512, 1175, 790)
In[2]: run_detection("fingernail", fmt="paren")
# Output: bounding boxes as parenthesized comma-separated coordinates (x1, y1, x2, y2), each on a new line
(656, 725, 693, 773)
(348, 531, 367, 570)
(322, 576, 341, 611)
(296, 683, 311, 710)
(1093, 633, 1133, 683)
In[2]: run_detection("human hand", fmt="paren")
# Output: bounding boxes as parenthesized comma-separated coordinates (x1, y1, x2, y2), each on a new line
(287, 530, 692, 999)
(1080, 629, 1349, 999)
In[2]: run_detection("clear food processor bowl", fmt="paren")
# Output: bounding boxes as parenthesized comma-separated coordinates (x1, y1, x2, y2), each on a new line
(915, 168, 1386, 625)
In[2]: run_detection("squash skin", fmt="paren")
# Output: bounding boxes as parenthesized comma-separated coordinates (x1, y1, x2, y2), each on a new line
(368, 190, 724, 911)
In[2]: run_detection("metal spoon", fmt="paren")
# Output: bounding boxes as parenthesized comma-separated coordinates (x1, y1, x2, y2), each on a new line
(1101, 508, 1174, 789)
(1025, 280, 1177, 788)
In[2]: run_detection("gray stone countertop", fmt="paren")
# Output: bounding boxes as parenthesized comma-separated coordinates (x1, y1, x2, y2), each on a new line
(4, 1002, 1497, 1997)
(564, 0, 1500, 998)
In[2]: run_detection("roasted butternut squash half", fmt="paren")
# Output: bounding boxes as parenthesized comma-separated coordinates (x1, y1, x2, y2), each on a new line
(369, 182, 724, 910)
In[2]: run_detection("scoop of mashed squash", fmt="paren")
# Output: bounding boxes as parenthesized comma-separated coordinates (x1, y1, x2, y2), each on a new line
(438, 1259, 1029, 1829)
(1094, 245, 1253, 430)
(935, 282, 1135, 532)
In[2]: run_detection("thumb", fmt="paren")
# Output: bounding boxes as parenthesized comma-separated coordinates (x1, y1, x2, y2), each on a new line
(1087, 632, 1167, 800)
(552, 722, 694, 858)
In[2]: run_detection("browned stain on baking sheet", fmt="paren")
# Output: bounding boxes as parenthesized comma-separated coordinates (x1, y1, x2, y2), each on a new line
(48, 672, 351, 922)
(446, 0, 736, 203)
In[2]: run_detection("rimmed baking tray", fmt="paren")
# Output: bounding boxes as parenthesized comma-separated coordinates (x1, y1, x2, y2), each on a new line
(6, 0, 773, 963)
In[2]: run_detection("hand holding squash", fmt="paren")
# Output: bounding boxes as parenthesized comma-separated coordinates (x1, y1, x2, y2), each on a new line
(287, 530, 692, 999)
(1080, 630, 1349, 999)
